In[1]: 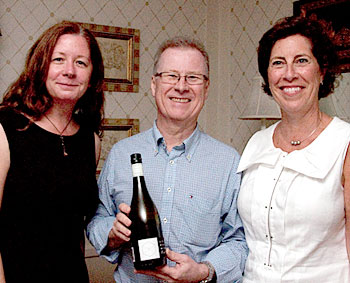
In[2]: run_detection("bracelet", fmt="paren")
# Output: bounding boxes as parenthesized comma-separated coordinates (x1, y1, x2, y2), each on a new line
(199, 261, 216, 283)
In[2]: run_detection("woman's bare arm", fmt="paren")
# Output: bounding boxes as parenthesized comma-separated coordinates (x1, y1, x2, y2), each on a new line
(0, 124, 10, 283)
(94, 133, 101, 166)
(343, 143, 350, 262)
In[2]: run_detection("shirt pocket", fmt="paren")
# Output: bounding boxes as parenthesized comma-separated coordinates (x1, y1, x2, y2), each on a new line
(178, 194, 221, 248)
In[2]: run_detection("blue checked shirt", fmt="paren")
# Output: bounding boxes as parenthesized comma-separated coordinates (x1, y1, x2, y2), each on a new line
(87, 122, 248, 282)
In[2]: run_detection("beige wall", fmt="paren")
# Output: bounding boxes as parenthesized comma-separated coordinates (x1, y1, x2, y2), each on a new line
(203, 0, 295, 151)
(1, 0, 349, 155)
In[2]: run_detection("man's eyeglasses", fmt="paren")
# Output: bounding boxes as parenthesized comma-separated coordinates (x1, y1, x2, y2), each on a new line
(154, 72, 208, 85)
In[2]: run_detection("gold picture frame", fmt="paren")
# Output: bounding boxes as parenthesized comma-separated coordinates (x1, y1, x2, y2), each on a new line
(79, 22, 140, 92)
(97, 118, 140, 176)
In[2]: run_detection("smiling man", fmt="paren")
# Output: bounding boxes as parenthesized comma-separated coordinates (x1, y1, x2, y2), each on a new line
(87, 36, 248, 283)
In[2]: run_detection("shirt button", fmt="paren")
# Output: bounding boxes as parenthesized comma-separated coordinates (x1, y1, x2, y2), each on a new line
(163, 217, 168, 223)
(169, 160, 174, 165)
(167, 187, 171, 192)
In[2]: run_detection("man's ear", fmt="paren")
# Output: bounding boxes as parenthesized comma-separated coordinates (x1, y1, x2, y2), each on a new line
(204, 79, 210, 100)
(151, 76, 156, 98)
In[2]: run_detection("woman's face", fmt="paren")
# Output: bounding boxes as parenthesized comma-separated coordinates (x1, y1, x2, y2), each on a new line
(267, 34, 323, 116)
(46, 34, 93, 105)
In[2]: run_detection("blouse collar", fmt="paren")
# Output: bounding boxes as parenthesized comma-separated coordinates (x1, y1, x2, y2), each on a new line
(238, 117, 350, 179)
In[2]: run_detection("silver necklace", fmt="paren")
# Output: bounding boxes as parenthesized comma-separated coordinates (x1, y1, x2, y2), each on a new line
(290, 113, 322, 146)
(44, 114, 73, 156)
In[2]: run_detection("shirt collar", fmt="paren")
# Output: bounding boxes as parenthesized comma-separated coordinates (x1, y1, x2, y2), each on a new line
(284, 117, 349, 178)
(151, 121, 200, 162)
(237, 122, 281, 172)
(238, 118, 350, 179)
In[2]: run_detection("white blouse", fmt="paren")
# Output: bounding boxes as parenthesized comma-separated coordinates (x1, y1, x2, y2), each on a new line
(237, 117, 350, 283)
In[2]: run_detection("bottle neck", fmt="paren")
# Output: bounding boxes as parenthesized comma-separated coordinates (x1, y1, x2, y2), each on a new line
(132, 163, 144, 177)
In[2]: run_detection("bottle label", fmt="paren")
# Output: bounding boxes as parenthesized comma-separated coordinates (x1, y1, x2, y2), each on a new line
(132, 163, 144, 177)
(138, 237, 160, 261)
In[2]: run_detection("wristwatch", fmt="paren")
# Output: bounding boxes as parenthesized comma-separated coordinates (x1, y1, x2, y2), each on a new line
(199, 261, 216, 283)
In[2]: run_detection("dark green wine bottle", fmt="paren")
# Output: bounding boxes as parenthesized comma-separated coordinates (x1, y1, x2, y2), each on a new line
(129, 153, 166, 270)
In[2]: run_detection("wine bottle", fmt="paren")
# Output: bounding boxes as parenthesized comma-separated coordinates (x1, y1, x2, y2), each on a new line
(129, 153, 166, 270)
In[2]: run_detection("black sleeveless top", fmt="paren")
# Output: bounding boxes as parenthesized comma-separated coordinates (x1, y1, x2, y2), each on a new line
(0, 109, 99, 283)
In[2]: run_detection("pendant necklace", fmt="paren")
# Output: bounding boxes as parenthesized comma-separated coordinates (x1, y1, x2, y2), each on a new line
(289, 113, 322, 146)
(44, 114, 73, 156)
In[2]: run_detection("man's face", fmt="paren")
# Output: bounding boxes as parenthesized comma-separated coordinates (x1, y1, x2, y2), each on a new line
(151, 47, 209, 126)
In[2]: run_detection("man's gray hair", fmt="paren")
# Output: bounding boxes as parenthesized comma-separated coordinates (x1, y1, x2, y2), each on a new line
(153, 36, 209, 76)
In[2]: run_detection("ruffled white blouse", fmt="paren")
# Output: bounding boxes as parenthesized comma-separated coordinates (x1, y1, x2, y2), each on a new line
(237, 117, 350, 282)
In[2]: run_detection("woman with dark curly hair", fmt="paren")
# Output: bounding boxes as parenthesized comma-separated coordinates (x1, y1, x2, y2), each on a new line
(0, 21, 104, 282)
(237, 16, 350, 282)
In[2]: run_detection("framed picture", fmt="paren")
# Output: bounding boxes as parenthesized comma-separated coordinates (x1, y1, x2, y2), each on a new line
(97, 118, 140, 176)
(79, 22, 140, 92)
(293, 0, 350, 73)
